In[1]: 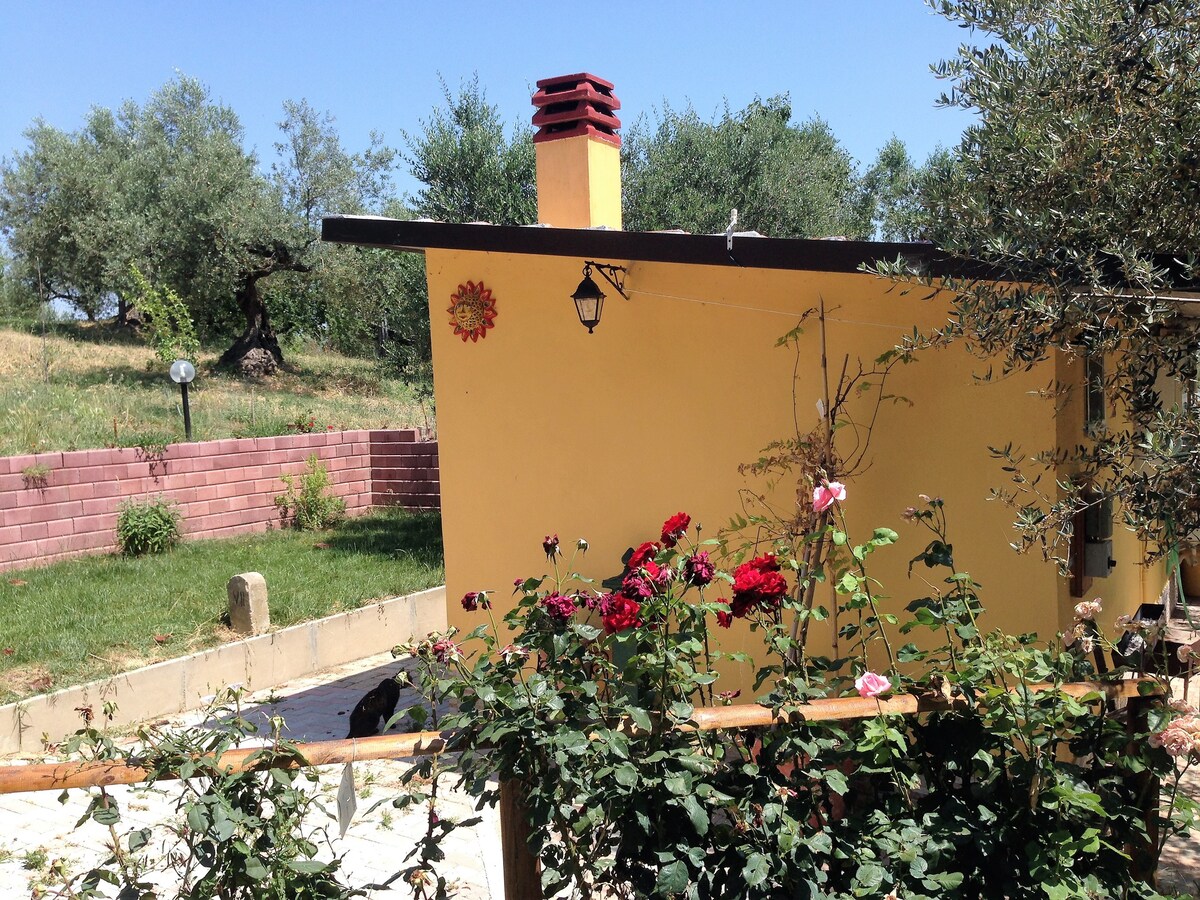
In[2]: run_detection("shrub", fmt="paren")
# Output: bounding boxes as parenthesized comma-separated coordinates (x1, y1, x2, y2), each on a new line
(275, 455, 346, 530)
(391, 501, 1189, 899)
(115, 497, 181, 556)
(58, 692, 357, 898)
(128, 264, 200, 366)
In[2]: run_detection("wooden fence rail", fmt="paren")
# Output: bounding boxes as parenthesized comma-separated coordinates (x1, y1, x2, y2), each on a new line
(0, 678, 1163, 898)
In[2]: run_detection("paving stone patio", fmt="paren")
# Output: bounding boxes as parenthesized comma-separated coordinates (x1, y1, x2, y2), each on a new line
(0, 652, 502, 898)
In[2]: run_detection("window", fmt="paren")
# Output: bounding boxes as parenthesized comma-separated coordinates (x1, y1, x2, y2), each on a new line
(1085, 355, 1105, 434)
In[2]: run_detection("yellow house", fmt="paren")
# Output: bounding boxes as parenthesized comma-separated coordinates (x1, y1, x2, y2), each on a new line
(324, 73, 1163, 686)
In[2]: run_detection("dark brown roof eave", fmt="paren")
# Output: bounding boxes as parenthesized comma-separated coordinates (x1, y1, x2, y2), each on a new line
(320, 215, 982, 278)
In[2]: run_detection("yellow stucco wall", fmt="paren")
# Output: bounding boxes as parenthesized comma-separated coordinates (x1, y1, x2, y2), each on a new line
(534, 136, 622, 229)
(426, 249, 1065, 691)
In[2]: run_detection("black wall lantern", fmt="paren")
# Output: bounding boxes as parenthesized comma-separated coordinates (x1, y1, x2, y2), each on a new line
(571, 261, 629, 333)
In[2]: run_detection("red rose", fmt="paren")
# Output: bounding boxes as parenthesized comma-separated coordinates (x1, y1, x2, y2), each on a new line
(602, 594, 643, 634)
(461, 591, 490, 611)
(543, 534, 560, 559)
(540, 592, 576, 622)
(660, 512, 691, 548)
(627, 541, 661, 571)
(684, 551, 715, 586)
(729, 554, 787, 618)
(620, 572, 655, 600)
(716, 609, 733, 628)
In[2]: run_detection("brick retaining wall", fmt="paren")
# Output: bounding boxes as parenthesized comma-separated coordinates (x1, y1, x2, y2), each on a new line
(0, 429, 439, 572)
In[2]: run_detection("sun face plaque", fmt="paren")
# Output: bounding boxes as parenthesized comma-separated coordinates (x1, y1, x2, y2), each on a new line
(447, 280, 497, 342)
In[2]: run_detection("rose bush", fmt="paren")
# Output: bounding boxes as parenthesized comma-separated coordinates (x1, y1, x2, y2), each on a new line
(386, 501, 1195, 899)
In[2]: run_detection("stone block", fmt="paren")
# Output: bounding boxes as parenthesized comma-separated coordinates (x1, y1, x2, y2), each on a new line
(228, 572, 270, 635)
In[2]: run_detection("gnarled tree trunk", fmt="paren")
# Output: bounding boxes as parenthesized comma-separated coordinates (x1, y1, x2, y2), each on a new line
(218, 241, 310, 376)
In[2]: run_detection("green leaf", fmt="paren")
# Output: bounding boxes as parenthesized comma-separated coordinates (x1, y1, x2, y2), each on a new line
(871, 527, 899, 544)
(824, 768, 849, 795)
(681, 794, 708, 836)
(628, 707, 653, 733)
(743, 853, 770, 887)
(243, 855, 268, 881)
(614, 764, 639, 788)
(284, 860, 330, 874)
(656, 859, 689, 894)
(92, 804, 121, 826)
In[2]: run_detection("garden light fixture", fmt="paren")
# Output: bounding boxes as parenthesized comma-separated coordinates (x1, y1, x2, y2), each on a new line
(571, 261, 628, 333)
(169, 358, 196, 441)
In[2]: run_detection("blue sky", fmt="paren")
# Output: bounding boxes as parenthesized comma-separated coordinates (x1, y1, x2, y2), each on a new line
(1, 1, 978, 201)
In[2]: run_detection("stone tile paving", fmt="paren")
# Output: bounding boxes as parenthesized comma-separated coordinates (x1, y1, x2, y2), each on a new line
(0, 652, 502, 898)
(4, 658, 1200, 897)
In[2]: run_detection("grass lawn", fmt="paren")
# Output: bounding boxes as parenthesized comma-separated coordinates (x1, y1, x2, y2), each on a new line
(0, 323, 431, 456)
(0, 509, 444, 703)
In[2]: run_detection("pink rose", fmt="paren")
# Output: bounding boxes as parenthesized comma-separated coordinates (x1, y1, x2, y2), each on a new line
(855, 671, 892, 699)
(813, 480, 846, 513)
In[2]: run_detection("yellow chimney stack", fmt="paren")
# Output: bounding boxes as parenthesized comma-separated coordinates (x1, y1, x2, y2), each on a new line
(531, 73, 622, 230)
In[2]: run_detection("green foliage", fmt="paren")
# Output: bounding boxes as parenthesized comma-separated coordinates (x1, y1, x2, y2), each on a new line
(115, 496, 182, 556)
(404, 74, 536, 225)
(128, 263, 200, 364)
(0, 76, 396, 367)
(860, 137, 943, 242)
(20, 462, 50, 489)
(275, 455, 346, 530)
(57, 693, 361, 899)
(0, 252, 41, 327)
(622, 96, 871, 238)
(397, 502, 1190, 898)
(877, 1, 1200, 561)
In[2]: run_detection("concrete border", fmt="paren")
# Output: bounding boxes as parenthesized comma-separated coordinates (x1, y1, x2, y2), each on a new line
(0, 586, 447, 755)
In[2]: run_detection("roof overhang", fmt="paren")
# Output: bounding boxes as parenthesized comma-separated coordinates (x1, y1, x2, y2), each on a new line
(320, 215, 988, 278)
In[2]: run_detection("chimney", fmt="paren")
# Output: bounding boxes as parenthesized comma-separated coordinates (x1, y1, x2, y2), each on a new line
(531, 73, 622, 229)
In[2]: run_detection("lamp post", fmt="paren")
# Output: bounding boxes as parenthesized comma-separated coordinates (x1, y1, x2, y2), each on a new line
(169, 359, 196, 441)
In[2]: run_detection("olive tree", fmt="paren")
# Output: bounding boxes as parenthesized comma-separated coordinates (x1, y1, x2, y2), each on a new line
(876, 0, 1200, 561)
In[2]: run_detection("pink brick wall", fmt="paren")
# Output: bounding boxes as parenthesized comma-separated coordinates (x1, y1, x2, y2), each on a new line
(0, 429, 439, 573)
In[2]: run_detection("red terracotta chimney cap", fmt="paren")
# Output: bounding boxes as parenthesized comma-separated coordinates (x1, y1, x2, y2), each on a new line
(535, 72, 615, 92)
(532, 73, 621, 147)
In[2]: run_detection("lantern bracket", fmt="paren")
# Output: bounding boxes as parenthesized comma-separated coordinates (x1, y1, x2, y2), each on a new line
(585, 261, 629, 300)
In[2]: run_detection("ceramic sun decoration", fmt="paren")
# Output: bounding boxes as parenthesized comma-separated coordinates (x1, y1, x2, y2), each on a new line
(447, 280, 498, 342)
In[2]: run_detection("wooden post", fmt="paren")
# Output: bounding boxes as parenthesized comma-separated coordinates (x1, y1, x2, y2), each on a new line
(1126, 693, 1160, 884)
(500, 778, 542, 900)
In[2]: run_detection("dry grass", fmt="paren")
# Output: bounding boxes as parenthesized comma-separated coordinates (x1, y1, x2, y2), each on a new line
(0, 324, 432, 455)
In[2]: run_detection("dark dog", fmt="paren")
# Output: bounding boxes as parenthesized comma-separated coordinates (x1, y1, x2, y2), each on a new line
(346, 677, 401, 738)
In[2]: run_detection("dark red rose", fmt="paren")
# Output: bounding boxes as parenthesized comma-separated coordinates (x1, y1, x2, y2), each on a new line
(729, 554, 788, 617)
(660, 512, 691, 548)
(645, 559, 674, 588)
(627, 541, 661, 572)
(543, 534, 560, 559)
(620, 572, 655, 600)
(540, 592, 576, 622)
(684, 551, 715, 586)
(602, 594, 643, 634)
(716, 609, 733, 628)
(461, 591, 480, 611)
